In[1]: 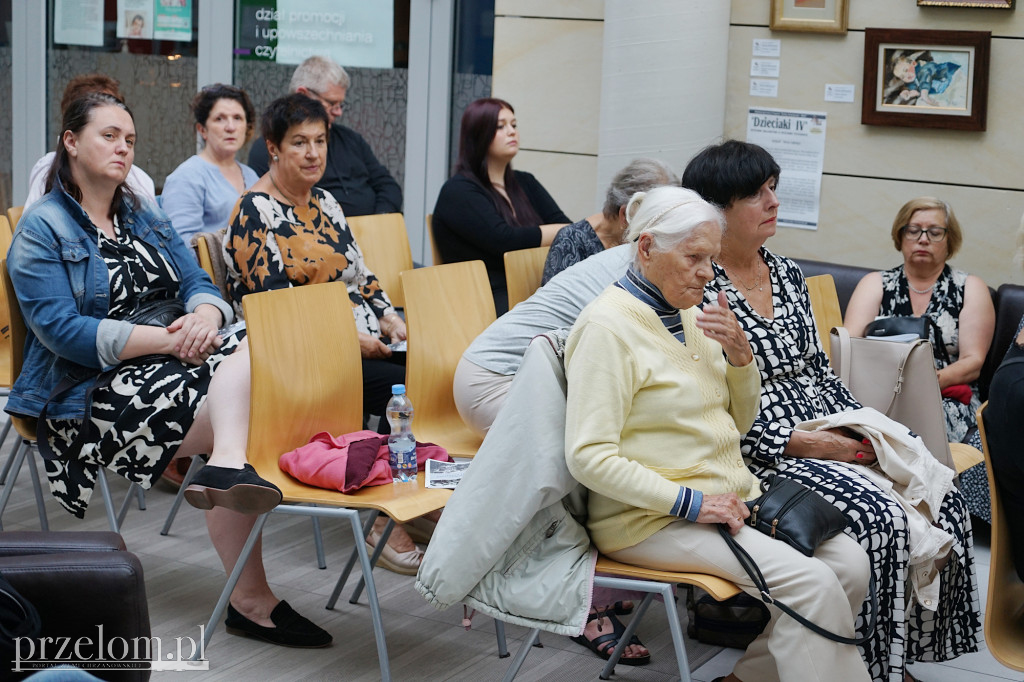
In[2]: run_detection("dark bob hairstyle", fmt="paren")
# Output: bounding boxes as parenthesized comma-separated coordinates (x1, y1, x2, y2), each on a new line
(192, 83, 257, 144)
(681, 139, 781, 209)
(260, 93, 329, 149)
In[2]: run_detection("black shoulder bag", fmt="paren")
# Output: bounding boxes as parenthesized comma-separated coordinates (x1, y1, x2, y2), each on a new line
(35, 290, 186, 461)
(717, 474, 876, 645)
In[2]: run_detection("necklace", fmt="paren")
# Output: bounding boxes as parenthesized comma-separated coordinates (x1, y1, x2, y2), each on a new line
(908, 282, 935, 295)
(721, 258, 764, 292)
(268, 170, 305, 207)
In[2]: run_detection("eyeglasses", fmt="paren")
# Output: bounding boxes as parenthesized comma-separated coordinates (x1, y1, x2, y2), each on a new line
(901, 225, 948, 242)
(306, 88, 345, 113)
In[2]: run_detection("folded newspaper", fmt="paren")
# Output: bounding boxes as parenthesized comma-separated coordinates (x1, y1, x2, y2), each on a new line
(425, 459, 471, 489)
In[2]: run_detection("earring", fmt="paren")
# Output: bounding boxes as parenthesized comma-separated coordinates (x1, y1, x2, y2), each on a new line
(272, 155, 279, 162)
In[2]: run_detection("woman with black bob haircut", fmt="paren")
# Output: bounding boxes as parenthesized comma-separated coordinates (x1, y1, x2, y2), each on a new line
(432, 97, 570, 314)
(7, 92, 333, 647)
(684, 139, 980, 682)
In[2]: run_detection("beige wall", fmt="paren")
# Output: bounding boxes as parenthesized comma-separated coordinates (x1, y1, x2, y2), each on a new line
(728, 3, 1024, 287)
(492, 1, 604, 222)
(492, 1, 1024, 285)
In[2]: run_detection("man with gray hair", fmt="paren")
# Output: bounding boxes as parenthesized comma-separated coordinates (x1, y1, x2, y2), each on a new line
(541, 157, 677, 283)
(248, 55, 402, 217)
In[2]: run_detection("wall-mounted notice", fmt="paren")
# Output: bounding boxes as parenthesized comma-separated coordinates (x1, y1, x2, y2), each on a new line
(235, 0, 393, 68)
(750, 79, 779, 98)
(115, 0, 192, 41)
(753, 38, 781, 57)
(751, 59, 780, 78)
(746, 107, 827, 231)
(824, 83, 855, 103)
(54, 0, 105, 46)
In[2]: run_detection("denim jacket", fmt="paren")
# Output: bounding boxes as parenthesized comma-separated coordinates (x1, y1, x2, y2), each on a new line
(5, 183, 233, 421)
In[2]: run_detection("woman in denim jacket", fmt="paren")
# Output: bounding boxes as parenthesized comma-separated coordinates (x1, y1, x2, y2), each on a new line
(6, 92, 331, 648)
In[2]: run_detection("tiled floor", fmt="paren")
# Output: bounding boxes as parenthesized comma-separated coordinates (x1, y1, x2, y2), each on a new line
(1, 428, 1021, 680)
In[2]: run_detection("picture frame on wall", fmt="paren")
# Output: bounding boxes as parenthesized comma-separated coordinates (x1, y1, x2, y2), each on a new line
(769, 0, 849, 34)
(918, 0, 1013, 8)
(861, 28, 991, 131)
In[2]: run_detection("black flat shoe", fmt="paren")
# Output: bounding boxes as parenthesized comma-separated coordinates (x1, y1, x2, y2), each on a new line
(225, 601, 332, 648)
(569, 611, 651, 666)
(184, 463, 282, 514)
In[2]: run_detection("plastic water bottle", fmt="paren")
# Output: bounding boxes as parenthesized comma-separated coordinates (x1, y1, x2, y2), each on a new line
(386, 384, 417, 482)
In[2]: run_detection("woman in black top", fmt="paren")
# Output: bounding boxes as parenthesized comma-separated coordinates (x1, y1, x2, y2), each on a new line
(432, 98, 569, 314)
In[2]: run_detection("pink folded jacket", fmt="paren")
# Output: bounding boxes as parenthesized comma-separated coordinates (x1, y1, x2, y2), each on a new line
(279, 430, 451, 493)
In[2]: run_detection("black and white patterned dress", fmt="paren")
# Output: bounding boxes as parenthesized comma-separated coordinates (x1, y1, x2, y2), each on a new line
(43, 223, 243, 518)
(704, 249, 980, 682)
(878, 264, 991, 522)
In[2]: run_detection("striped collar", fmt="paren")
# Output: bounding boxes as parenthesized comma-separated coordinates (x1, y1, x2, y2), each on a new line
(614, 266, 686, 344)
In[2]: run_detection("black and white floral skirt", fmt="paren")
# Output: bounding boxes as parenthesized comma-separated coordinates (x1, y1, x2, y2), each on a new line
(43, 331, 245, 518)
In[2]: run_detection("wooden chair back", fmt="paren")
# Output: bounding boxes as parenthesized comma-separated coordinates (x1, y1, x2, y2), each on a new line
(1, 260, 36, 440)
(806, 274, 843, 363)
(243, 282, 364, 499)
(504, 246, 550, 310)
(0, 220, 12, 387)
(977, 402, 1024, 672)
(6, 206, 23, 232)
(347, 213, 414, 308)
(400, 261, 495, 457)
(426, 214, 443, 265)
(243, 281, 452, 515)
(191, 229, 230, 302)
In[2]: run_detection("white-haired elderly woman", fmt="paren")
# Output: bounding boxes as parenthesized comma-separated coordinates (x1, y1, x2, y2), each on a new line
(564, 186, 872, 682)
(541, 157, 678, 283)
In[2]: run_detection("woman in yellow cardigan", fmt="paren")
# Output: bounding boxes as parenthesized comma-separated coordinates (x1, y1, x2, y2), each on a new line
(564, 186, 871, 682)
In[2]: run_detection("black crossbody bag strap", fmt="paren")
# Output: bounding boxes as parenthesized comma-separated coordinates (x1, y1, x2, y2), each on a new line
(717, 525, 876, 646)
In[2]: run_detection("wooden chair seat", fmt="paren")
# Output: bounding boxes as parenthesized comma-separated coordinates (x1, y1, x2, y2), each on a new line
(595, 555, 741, 601)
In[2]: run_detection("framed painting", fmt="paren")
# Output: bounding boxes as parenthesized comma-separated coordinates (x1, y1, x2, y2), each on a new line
(862, 28, 990, 131)
(770, 0, 849, 34)
(918, 0, 1013, 8)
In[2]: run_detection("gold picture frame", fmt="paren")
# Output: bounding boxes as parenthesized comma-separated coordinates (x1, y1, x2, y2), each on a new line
(918, 0, 1013, 8)
(770, 0, 849, 34)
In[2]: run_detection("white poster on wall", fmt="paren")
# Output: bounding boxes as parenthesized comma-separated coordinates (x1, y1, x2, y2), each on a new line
(116, 0, 154, 39)
(274, 0, 394, 67)
(746, 107, 827, 231)
(54, 0, 105, 47)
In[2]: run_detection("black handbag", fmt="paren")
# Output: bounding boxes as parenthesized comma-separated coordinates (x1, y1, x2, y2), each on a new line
(717, 474, 876, 645)
(865, 315, 950, 364)
(686, 587, 769, 649)
(0, 573, 41, 653)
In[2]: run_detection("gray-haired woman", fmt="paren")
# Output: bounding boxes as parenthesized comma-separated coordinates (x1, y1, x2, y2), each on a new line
(541, 157, 677, 283)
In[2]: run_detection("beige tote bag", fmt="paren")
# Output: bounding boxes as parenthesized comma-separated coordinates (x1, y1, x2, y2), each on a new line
(830, 327, 954, 470)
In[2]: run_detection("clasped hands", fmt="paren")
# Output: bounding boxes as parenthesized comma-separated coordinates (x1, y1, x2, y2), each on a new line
(360, 313, 407, 359)
(166, 304, 222, 366)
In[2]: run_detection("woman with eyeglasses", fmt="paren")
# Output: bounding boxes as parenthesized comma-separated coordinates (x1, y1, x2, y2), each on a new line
(161, 84, 260, 242)
(684, 146, 981, 682)
(845, 198, 994, 523)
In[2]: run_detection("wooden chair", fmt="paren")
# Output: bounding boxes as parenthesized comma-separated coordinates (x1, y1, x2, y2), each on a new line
(426, 214, 443, 265)
(976, 402, 1024, 672)
(503, 246, 550, 310)
(6, 206, 23, 231)
(0, 260, 142, 532)
(0, 218, 17, 482)
(347, 213, 414, 308)
(806, 274, 843, 362)
(194, 282, 451, 680)
(191, 229, 230, 302)
(400, 261, 495, 457)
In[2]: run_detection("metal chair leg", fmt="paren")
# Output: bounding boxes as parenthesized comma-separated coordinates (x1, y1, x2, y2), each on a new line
(24, 445, 49, 531)
(494, 619, 509, 658)
(161, 454, 203, 535)
(349, 517, 396, 604)
(344, 510, 391, 682)
(326, 511, 377, 609)
(0, 441, 29, 529)
(116, 482, 137, 528)
(311, 515, 326, 569)
(501, 629, 540, 682)
(97, 469, 120, 533)
(0, 421, 18, 485)
(135, 485, 146, 510)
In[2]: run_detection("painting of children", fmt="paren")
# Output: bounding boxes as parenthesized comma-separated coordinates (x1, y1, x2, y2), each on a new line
(883, 48, 970, 109)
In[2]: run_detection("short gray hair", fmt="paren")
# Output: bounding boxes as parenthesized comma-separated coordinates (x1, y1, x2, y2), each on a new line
(289, 56, 351, 93)
(603, 158, 678, 220)
(624, 186, 724, 265)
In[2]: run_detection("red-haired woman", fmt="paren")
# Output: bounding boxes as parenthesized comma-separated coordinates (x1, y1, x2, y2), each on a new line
(432, 98, 570, 315)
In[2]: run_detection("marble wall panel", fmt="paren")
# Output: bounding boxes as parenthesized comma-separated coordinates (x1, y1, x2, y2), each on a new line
(513, 149, 598, 223)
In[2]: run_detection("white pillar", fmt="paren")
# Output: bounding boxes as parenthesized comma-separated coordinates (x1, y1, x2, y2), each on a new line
(596, 1, 730, 203)
(12, 2, 46, 205)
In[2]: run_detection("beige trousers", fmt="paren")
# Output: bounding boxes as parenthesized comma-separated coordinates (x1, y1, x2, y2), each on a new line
(607, 520, 872, 682)
(452, 357, 515, 436)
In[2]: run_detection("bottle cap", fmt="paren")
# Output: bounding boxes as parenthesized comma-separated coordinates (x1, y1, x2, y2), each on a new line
(391, 384, 406, 394)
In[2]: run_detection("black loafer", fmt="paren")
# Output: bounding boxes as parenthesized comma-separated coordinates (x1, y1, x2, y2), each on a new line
(225, 601, 332, 648)
(184, 463, 282, 515)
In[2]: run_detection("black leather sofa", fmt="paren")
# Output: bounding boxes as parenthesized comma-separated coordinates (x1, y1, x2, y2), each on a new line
(793, 257, 1024, 402)
(0, 531, 150, 681)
